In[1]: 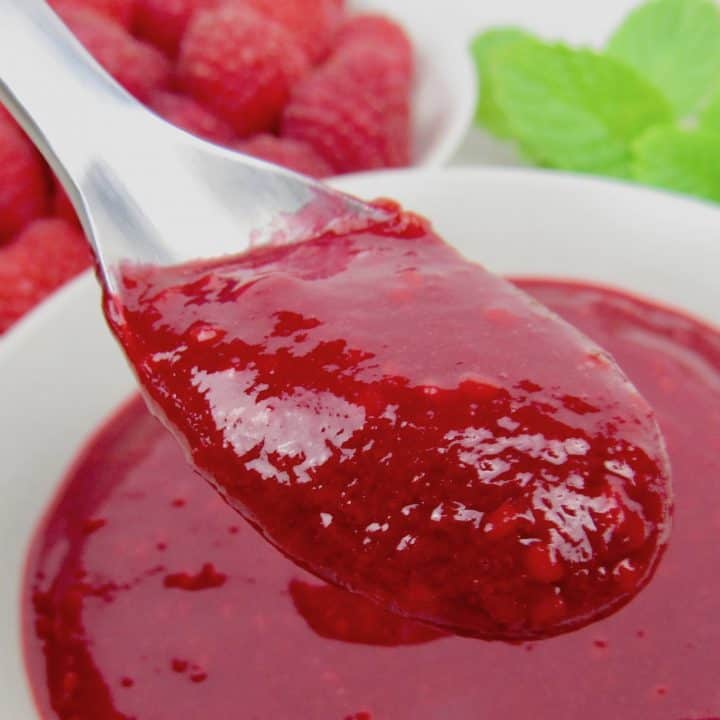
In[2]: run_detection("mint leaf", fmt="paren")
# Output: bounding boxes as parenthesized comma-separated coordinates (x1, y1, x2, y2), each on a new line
(700, 87, 720, 130)
(471, 28, 534, 138)
(632, 126, 720, 201)
(607, 0, 720, 117)
(491, 42, 672, 178)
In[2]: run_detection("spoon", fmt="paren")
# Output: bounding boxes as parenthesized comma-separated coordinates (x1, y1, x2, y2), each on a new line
(0, 0, 383, 294)
(0, 0, 673, 642)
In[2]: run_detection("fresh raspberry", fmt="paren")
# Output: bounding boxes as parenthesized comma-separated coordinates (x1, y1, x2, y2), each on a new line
(177, 5, 310, 137)
(0, 112, 50, 244)
(234, 134, 333, 178)
(49, 0, 136, 28)
(238, 0, 346, 64)
(333, 14, 414, 79)
(56, 5, 171, 101)
(52, 180, 80, 226)
(133, 0, 219, 57)
(148, 91, 235, 144)
(0, 218, 91, 333)
(281, 47, 411, 173)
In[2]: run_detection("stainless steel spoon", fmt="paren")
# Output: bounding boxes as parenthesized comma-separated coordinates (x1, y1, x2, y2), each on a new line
(0, 0, 383, 293)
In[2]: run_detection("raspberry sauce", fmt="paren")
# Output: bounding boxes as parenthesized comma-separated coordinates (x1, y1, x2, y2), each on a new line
(23, 280, 719, 720)
(103, 207, 672, 640)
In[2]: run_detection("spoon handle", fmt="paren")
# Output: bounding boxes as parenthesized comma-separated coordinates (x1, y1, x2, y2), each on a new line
(0, 0, 135, 190)
(0, 0, 379, 292)
(0, 0, 241, 285)
(0, 0, 182, 284)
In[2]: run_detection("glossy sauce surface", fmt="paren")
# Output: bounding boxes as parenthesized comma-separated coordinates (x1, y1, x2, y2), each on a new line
(106, 210, 671, 639)
(25, 279, 720, 720)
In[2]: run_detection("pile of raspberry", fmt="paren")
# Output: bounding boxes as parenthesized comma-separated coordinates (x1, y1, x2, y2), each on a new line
(0, 0, 414, 334)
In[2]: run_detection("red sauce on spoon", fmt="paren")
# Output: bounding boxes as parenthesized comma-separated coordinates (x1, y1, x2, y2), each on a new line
(103, 205, 672, 639)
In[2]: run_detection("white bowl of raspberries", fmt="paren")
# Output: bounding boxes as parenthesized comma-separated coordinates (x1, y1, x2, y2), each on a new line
(0, 0, 475, 336)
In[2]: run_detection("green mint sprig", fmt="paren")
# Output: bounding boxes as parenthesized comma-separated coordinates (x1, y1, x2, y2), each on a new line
(472, 28, 534, 138)
(472, 0, 720, 202)
(633, 127, 720, 202)
(607, 0, 720, 116)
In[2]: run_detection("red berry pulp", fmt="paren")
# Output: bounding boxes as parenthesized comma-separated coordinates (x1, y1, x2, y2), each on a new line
(103, 206, 672, 640)
(24, 280, 719, 719)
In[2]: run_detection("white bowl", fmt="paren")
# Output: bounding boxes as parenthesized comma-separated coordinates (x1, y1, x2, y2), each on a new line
(2, 167, 719, 717)
(349, 0, 477, 166)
